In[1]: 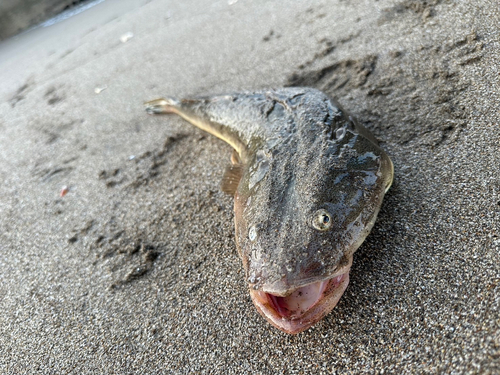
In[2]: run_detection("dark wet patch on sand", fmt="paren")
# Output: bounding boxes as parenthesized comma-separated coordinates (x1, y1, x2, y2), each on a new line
(68, 133, 233, 288)
(9, 78, 34, 107)
(44, 86, 66, 105)
(98, 134, 189, 190)
(378, 0, 443, 24)
(288, 55, 377, 92)
(286, 31, 483, 147)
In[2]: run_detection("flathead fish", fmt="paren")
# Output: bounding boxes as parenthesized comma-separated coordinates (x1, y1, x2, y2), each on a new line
(145, 87, 393, 334)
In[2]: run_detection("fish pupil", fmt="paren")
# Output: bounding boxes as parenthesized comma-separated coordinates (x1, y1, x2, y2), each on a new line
(312, 209, 332, 231)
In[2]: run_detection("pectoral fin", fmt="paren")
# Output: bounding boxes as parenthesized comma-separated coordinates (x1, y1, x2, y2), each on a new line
(221, 163, 245, 196)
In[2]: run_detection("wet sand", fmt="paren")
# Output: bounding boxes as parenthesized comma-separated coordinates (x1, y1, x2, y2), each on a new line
(0, 0, 499, 373)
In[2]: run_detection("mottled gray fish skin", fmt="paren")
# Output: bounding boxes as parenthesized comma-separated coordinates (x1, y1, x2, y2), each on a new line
(145, 88, 393, 334)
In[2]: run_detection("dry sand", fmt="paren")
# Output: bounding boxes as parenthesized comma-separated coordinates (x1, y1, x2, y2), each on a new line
(0, 0, 499, 373)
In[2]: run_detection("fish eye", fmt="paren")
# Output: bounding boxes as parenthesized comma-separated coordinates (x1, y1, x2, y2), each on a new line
(312, 209, 333, 231)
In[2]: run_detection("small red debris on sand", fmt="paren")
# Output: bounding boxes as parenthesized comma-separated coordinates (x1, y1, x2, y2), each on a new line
(60, 185, 69, 197)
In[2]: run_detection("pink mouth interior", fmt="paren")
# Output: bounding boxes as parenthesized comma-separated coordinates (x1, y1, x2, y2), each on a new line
(265, 274, 345, 318)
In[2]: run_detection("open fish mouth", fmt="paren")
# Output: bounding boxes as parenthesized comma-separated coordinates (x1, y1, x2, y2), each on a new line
(249, 272, 350, 334)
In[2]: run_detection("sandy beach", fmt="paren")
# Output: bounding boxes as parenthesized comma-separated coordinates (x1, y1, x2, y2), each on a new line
(0, 0, 499, 373)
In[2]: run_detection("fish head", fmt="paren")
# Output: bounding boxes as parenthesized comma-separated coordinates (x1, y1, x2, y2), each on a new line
(233, 128, 393, 334)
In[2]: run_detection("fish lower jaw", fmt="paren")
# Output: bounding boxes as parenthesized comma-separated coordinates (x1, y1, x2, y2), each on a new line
(249, 272, 349, 334)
